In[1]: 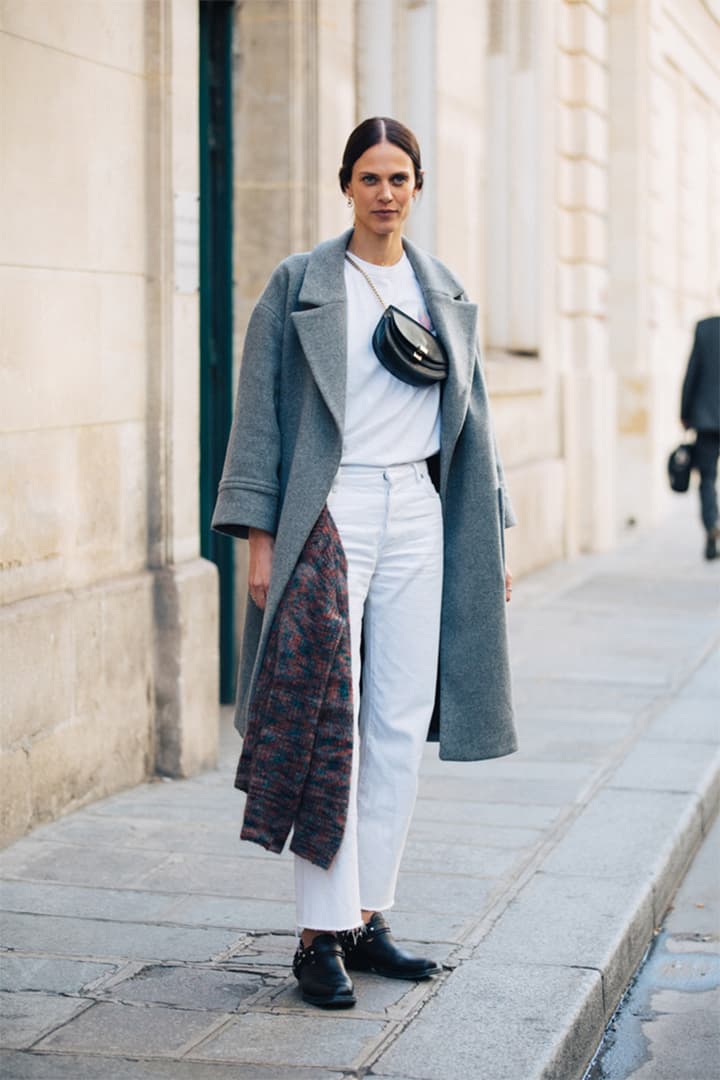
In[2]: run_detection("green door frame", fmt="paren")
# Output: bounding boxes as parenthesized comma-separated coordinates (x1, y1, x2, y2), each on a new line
(199, 0, 235, 703)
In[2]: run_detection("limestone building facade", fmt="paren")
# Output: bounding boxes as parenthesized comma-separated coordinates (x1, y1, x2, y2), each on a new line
(1, 0, 718, 842)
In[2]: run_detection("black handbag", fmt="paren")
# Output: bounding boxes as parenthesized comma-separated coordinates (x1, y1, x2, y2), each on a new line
(667, 442, 695, 493)
(345, 254, 448, 387)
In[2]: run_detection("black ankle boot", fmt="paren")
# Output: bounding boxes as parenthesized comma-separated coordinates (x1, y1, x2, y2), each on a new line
(292, 934, 356, 1007)
(339, 913, 441, 980)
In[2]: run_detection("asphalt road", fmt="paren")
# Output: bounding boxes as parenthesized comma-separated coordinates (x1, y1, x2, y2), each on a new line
(586, 813, 720, 1080)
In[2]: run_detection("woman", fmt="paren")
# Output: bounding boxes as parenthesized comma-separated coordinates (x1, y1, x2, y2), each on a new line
(212, 117, 517, 1009)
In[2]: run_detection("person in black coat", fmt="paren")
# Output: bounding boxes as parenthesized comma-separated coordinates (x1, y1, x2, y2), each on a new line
(681, 316, 720, 559)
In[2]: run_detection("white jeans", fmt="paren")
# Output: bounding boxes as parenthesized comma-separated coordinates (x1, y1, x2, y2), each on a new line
(294, 462, 444, 931)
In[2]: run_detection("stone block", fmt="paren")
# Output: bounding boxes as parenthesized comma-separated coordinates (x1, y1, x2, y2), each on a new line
(194, 1011, 385, 1068)
(559, 52, 608, 111)
(0, 991, 92, 1050)
(558, 104, 608, 162)
(135, 851, 294, 902)
(153, 559, 219, 779)
(0, 0, 145, 74)
(558, 207, 607, 262)
(0, 839, 167, 891)
(107, 964, 266, 1011)
(412, 793, 562, 830)
(1, 912, 240, 964)
(393, 869, 499, 916)
(0, 878, 178, 923)
(559, 158, 608, 212)
(0, 592, 75, 749)
(0, 269, 146, 434)
(0, 746, 32, 843)
(0, 1053, 343, 1079)
(0, 956, 116, 994)
(35, 1001, 221, 1057)
(474, 871, 654, 1017)
(372, 960, 604, 1080)
(678, 649, 720, 701)
(606, 739, 720, 826)
(166, 895, 296, 933)
(407, 816, 543, 851)
(27, 709, 148, 830)
(376, 908, 471, 944)
(539, 787, 703, 923)
(73, 424, 147, 581)
(418, 771, 587, 807)
(558, 263, 609, 316)
(503, 459, 568, 577)
(645, 698, 719, 745)
(0, 430, 77, 606)
(1, 34, 145, 273)
(558, 1, 608, 61)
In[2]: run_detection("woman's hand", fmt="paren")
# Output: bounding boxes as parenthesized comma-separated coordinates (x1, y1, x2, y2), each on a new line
(505, 566, 513, 603)
(248, 528, 275, 610)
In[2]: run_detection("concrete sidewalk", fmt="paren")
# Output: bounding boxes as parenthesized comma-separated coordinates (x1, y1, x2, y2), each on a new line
(1, 509, 719, 1080)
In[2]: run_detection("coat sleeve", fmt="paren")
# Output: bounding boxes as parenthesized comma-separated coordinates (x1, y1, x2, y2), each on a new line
(212, 298, 284, 539)
(680, 324, 700, 426)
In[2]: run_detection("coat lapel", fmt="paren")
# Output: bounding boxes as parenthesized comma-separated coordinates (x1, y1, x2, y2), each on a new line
(403, 240, 477, 494)
(290, 231, 352, 435)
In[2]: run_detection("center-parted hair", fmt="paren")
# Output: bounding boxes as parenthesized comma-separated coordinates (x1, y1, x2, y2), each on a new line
(338, 117, 424, 193)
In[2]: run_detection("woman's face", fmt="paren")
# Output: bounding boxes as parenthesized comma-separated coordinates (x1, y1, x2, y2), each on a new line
(345, 140, 418, 240)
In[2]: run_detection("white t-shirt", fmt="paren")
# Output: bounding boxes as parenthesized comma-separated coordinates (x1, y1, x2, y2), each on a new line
(342, 252, 441, 466)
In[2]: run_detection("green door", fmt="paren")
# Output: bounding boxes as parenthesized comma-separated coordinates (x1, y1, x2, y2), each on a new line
(199, 0, 235, 702)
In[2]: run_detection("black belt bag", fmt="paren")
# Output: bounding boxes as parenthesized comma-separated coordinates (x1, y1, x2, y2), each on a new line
(345, 254, 448, 388)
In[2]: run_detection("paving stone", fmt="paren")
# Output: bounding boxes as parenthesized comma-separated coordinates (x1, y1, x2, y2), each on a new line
(606, 738, 720, 822)
(411, 796, 561, 830)
(106, 964, 267, 1011)
(0, 1054, 343, 1079)
(393, 870, 500, 915)
(0, 956, 116, 993)
(37, 816, 281, 862)
(379, 909, 471, 944)
(192, 1011, 385, 1068)
(539, 788, 704, 923)
(1, 913, 240, 963)
(472, 871, 655, 1015)
(35, 1001, 221, 1056)
(0, 881, 178, 923)
(418, 773, 586, 806)
(406, 817, 543, 850)
(219, 933, 296, 968)
(0, 991, 92, 1050)
(555, 575, 718, 615)
(372, 961, 604, 1080)
(676, 647, 720, 700)
(164, 895, 295, 932)
(644, 697, 720, 744)
(510, 675, 664, 710)
(401, 839, 524, 877)
(134, 853, 294, 901)
(0, 842, 168, 890)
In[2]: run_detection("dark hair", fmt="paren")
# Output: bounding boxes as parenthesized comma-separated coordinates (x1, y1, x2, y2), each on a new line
(338, 117, 424, 193)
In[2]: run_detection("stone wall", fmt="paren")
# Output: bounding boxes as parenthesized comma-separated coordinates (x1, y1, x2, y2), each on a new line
(0, 0, 218, 846)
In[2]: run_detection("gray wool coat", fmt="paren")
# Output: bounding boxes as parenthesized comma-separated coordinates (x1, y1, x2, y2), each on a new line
(212, 229, 518, 761)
